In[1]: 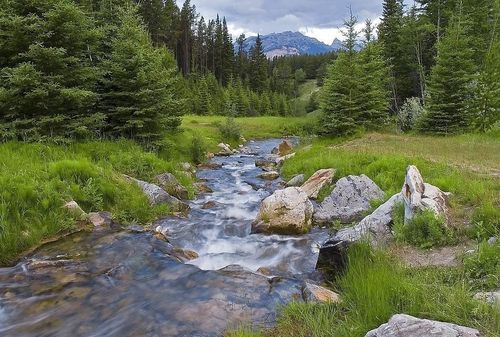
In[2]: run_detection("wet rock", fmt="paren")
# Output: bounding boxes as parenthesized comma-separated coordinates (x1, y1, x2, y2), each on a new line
(255, 158, 277, 170)
(258, 171, 280, 180)
(314, 174, 384, 224)
(88, 211, 113, 227)
(252, 187, 314, 235)
(286, 174, 305, 187)
(195, 181, 213, 194)
(302, 282, 340, 303)
(276, 152, 296, 165)
(402, 165, 449, 224)
(300, 169, 336, 199)
(257, 267, 273, 276)
(63, 201, 87, 220)
(156, 172, 189, 200)
(127, 176, 190, 213)
(201, 201, 218, 209)
(332, 193, 402, 244)
(474, 291, 500, 304)
(126, 224, 145, 233)
(365, 314, 482, 337)
(272, 139, 293, 156)
(173, 248, 199, 262)
(316, 239, 350, 277)
(198, 162, 223, 170)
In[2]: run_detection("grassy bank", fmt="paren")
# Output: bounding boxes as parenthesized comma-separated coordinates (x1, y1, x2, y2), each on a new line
(0, 115, 312, 265)
(229, 130, 500, 337)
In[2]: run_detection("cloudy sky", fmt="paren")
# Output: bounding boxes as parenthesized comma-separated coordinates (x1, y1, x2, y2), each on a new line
(190, 0, 386, 45)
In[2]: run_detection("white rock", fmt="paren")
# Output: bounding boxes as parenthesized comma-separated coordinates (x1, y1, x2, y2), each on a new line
(252, 187, 313, 235)
(365, 314, 482, 337)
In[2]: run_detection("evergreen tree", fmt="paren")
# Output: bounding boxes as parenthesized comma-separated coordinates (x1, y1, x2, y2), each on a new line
(222, 17, 234, 86)
(100, 7, 181, 143)
(0, 0, 102, 141)
(420, 10, 477, 134)
(249, 34, 268, 92)
(320, 11, 361, 135)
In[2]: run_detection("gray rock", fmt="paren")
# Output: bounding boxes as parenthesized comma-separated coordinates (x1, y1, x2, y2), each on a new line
(286, 174, 305, 187)
(258, 171, 280, 180)
(180, 162, 193, 172)
(332, 193, 402, 244)
(252, 187, 314, 235)
(156, 172, 189, 200)
(63, 200, 87, 220)
(487, 236, 497, 245)
(314, 175, 384, 225)
(272, 139, 293, 156)
(300, 168, 336, 199)
(474, 290, 500, 304)
(127, 176, 190, 213)
(365, 314, 482, 337)
(88, 211, 113, 227)
(126, 224, 146, 233)
(275, 152, 295, 165)
(302, 282, 340, 303)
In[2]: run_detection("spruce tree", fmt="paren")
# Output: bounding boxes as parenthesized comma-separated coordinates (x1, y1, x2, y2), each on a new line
(319, 10, 360, 135)
(420, 10, 477, 134)
(249, 34, 268, 92)
(100, 7, 181, 143)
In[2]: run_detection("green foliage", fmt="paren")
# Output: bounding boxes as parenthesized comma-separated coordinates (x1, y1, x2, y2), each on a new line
(218, 117, 242, 142)
(420, 11, 477, 134)
(100, 7, 181, 144)
(0, 140, 194, 265)
(463, 240, 500, 290)
(189, 136, 206, 165)
(393, 207, 454, 249)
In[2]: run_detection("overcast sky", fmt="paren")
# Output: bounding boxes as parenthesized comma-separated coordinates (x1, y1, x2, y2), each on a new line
(190, 0, 388, 45)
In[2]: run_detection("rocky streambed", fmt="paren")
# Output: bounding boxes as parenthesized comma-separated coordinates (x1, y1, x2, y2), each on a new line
(0, 139, 329, 337)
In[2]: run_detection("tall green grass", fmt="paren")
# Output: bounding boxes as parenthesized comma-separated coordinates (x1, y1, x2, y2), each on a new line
(228, 243, 500, 337)
(0, 140, 195, 265)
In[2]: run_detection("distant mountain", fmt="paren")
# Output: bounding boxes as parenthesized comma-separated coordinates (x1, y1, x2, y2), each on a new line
(239, 31, 339, 58)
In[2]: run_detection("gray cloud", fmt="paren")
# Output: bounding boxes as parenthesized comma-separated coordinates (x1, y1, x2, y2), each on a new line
(190, 0, 385, 42)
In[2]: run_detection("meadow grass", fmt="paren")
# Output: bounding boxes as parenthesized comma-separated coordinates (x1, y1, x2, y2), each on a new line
(281, 133, 500, 235)
(0, 140, 196, 265)
(228, 243, 500, 337)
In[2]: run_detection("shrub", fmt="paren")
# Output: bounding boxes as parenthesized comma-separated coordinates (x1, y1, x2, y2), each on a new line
(190, 136, 206, 165)
(393, 206, 453, 249)
(463, 240, 500, 290)
(218, 117, 241, 142)
(397, 97, 424, 132)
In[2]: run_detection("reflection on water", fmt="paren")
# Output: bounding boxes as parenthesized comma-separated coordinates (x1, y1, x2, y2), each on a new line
(0, 139, 327, 337)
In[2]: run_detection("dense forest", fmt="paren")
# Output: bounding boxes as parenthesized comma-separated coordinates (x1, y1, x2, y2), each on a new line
(0, 0, 498, 145)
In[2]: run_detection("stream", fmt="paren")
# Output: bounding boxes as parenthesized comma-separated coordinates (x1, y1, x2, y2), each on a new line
(0, 139, 328, 337)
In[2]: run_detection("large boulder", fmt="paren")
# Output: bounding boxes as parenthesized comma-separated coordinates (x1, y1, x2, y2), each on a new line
(300, 169, 336, 199)
(127, 176, 190, 214)
(314, 175, 384, 224)
(252, 187, 314, 235)
(365, 314, 482, 337)
(402, 165, 449, 223)
(332, 193, 403, 244)
(156, 173, 189, 200)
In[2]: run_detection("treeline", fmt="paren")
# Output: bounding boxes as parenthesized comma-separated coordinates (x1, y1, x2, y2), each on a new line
(320, 0, 499, 135)
(0, 0, 303, 145)
(0, 0, 181, 144)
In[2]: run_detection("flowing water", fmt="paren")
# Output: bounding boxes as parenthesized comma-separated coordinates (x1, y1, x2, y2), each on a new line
(0, 139, 328, 337)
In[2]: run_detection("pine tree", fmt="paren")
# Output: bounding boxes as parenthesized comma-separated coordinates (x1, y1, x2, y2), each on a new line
(320, 10, 361, 135)
(222, 17, 234, 86)
(100, 7, 181, 143)
(420, 10, 477, 134)
(0, 0, 102, 141)
(358, 25, 390, 127)
(249, 34, 268, 92)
